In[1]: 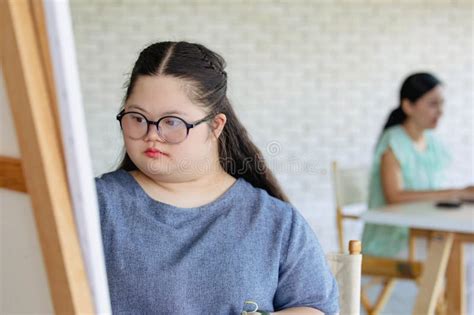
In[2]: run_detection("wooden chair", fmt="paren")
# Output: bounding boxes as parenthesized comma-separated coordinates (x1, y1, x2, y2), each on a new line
(331, 161, 425, 315)
(326, 240, 363, 315)
(332, 161, 369, 254)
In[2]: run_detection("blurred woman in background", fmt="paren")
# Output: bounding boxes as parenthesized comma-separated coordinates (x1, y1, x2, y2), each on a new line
(362, 72, 474, 257)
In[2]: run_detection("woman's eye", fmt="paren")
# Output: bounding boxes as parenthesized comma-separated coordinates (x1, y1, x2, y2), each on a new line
(130, 115, 144, 123)
(164, 118, 178, 126)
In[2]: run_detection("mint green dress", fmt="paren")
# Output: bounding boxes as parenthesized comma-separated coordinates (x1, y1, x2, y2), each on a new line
(361, 125, 451, 257)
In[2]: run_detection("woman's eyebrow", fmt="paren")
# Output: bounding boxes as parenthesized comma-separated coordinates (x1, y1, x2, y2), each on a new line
(127, 104, 187, 117)
(127, 104, 150, 114)
(160, 110, 188, 117)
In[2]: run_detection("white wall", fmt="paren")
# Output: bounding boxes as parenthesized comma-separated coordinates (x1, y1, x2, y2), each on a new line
(70, 0, 473, 251)
(0, 68, 54, 313)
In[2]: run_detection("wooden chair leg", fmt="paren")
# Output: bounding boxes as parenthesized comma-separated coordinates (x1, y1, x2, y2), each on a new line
(361, 290, 373, 314)
(370, 278, 396, 315)
(409, 232, 416, 262)
(360, 277, 396, 315)
(336, 210, 344, 254)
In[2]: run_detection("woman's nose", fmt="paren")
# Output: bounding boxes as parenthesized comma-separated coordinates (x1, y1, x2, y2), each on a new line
(144, 123, 165, 142)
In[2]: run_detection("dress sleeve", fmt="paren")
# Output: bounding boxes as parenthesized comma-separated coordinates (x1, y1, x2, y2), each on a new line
(374, 127, 408, 168)
(273, 208, 339, 314)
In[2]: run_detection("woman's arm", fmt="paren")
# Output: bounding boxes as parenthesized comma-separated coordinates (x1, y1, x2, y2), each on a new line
(272, 307, 325, 314)
(380, 148, 473, 203)
(246, 308, 325, 315)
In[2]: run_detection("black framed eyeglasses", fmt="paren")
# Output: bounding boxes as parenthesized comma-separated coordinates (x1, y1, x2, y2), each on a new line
(116, 110, 214, 144)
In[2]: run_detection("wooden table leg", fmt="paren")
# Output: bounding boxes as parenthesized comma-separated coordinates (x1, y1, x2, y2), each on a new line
(413, 232, 454, 315)
(446, 239, 465, 315)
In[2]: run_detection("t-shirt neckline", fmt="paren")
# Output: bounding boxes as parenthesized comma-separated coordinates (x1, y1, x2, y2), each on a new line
(119, 169, 242, 211)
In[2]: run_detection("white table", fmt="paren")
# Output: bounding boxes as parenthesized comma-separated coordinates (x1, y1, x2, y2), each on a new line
(361, 201, 474, 315)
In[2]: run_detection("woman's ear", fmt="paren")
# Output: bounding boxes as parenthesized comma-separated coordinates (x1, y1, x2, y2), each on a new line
(401, 98, 413, 116)
(210, 113, 227, 139)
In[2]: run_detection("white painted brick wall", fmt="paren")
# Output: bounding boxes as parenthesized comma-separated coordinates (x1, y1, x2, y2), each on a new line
(70, 0, 473, 252)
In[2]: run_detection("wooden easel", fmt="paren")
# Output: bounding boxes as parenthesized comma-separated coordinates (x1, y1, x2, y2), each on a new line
(0, 0, 94, 313)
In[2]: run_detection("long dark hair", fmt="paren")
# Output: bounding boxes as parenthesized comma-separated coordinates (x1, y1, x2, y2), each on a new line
(116, 41, 289, 202)
(381, 72, 442, 132)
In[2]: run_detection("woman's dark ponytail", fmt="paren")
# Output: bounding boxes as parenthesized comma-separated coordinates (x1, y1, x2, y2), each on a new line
(382, 107, 407, 131)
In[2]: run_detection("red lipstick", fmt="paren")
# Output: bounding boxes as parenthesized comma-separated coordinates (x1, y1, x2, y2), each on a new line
(144, 148, 167, 158)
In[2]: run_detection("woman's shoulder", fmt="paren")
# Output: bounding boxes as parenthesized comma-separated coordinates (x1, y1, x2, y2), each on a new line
(375, 125, 413, 160)
(380, 125, 407, 143)
(94, 168, 130, 194)
(239, 177, 288, 205)
(95, 168, 129, 180)
(238, 178, 303, 224)
(95, 168, 126, 181)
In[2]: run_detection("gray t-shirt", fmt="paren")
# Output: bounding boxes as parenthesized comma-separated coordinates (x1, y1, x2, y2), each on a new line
(95, 169, 339, 314)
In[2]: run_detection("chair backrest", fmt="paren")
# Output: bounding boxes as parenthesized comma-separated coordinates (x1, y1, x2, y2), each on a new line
(332, 161, 370, 208)
(326, 240, 362, 315)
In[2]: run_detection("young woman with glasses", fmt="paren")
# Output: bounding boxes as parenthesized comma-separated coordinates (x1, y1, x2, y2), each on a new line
(95, 41, 338, 315)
